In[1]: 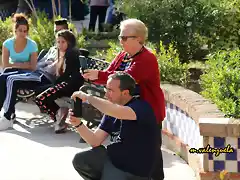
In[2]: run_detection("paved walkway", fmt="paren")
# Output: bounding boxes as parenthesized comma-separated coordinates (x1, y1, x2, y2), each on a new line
(0, 102, 197, 180)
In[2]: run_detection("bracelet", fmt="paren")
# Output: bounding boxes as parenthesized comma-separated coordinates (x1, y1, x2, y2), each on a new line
(74, 121, 83, 128)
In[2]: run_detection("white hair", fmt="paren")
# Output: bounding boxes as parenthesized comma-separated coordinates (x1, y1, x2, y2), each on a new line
(120, 18, 148, 44)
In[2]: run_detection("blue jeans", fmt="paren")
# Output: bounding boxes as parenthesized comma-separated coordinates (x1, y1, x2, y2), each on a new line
(106, 0, 114, 24)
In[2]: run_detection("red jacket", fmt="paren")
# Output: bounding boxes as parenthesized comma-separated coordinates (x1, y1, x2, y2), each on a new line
(95, 47, 166, 123)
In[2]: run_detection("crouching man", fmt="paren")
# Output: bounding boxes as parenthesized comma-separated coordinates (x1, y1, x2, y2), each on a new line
(69, 72, 159, 180)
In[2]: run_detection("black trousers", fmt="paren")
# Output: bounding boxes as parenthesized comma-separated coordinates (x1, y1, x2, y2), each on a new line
(89, 6, 108, 32)
(72, 145, 150, 180)
(151, 123, 164, 180)
(35, 79, 83, 120)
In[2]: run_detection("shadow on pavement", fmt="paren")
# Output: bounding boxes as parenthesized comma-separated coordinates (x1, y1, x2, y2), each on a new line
(3, 121, 89, 149)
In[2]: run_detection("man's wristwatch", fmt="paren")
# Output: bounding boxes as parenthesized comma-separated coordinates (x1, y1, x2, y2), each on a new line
(74, 121, 83, 128)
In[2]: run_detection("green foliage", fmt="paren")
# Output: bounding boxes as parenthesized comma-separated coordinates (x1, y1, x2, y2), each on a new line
(157, 41, 190, 87)
(121, 0, 240, 61)
(95, 41, 122, 62)
(76, 33, 88, 49)
(0, 17, 13, 54)
(68, 21, 88, 48)
(29, 12, 55, 52)
(200, 49, 240, 118)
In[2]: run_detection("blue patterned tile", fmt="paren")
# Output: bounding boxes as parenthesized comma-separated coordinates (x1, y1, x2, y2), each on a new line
(209, 153, 213, 160)
(176, 106, 179, 111)
(238, 138, 240, 149)
(214, 161, 225, 171)
(226, 149, 237, 160)
(238, 161, 240, 172)
(170, 103, 174, 109)
(214, 137, 225, 148)
(167, 111, 170, 119)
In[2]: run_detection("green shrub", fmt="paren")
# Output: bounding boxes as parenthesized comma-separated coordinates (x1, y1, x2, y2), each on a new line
(200, 49, 240, 118)
(0, 17, 13, 54)
(29, 12, 55, 52)
(121, 0, 240, 61)
(95, 41, 122, 62)
(68, 22, 88, 48)
(157, 41, 190, 87)
(29, 12, 87, 51)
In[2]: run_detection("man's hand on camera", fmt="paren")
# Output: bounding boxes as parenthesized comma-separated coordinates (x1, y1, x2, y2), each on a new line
(83, 69, 99, 81)
(68, 109, 82, 127)
(71, 90, 89, 102)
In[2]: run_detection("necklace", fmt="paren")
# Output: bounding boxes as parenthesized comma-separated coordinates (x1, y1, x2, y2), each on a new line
(124, 46, 144, 60)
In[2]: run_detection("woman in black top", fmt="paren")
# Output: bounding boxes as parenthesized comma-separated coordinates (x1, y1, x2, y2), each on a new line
(35, 29, 84, 133)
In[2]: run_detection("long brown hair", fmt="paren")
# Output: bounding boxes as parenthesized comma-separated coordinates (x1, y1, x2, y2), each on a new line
(55, 29, 77, 76)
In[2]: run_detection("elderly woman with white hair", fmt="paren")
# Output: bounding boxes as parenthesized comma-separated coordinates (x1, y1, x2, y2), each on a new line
(82, 18, 165, 180)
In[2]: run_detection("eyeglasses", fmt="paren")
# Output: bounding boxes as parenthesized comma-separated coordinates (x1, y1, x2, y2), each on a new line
(118, 36, 137, 41)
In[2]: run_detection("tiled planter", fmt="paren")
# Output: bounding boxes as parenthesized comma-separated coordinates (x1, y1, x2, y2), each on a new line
(161, 84, 239, 180)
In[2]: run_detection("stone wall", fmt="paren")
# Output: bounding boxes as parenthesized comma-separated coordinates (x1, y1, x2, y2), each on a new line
(161, 84, 240, 180)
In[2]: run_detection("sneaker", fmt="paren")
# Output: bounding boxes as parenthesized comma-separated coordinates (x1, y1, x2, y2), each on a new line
(79, 137, 86, 143)
(11, 113, 16, 122)
(0, 116, 13, 131)
(54, 123, 68, 134)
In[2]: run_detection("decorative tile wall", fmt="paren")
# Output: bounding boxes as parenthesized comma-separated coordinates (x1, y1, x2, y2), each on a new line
(207, 137, 240, 172)
(163, 102, 203, 149)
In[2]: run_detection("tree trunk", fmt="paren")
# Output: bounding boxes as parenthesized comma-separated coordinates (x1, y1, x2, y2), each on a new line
(58, 0, 61, 17)
(51, 0, 58, 18)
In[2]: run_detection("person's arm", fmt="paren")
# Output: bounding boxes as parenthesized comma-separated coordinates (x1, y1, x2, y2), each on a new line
(88, 95, 137, 120)
(95, 52, 124, 84)
(36, 48, 51, 68)
(96, 52, 158, 85)
(82, 52, 125, 84)
(21, 40, 38, 71)
(12, 52, 38, 71)
(2, 46, 11, 69)
(69, 111, 109, 147)
(71, 91, 137, 120)
(7, 39, 38, 71)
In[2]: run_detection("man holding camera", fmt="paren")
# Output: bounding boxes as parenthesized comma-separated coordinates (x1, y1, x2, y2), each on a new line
(69, 72, 159, 180)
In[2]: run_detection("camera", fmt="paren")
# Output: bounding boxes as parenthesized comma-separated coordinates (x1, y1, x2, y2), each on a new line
(71, 98, 82, 118)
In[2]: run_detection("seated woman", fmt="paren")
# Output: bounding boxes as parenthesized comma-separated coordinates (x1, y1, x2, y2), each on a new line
(0, 13, 38, 130)
(35, 29, 84, 134)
